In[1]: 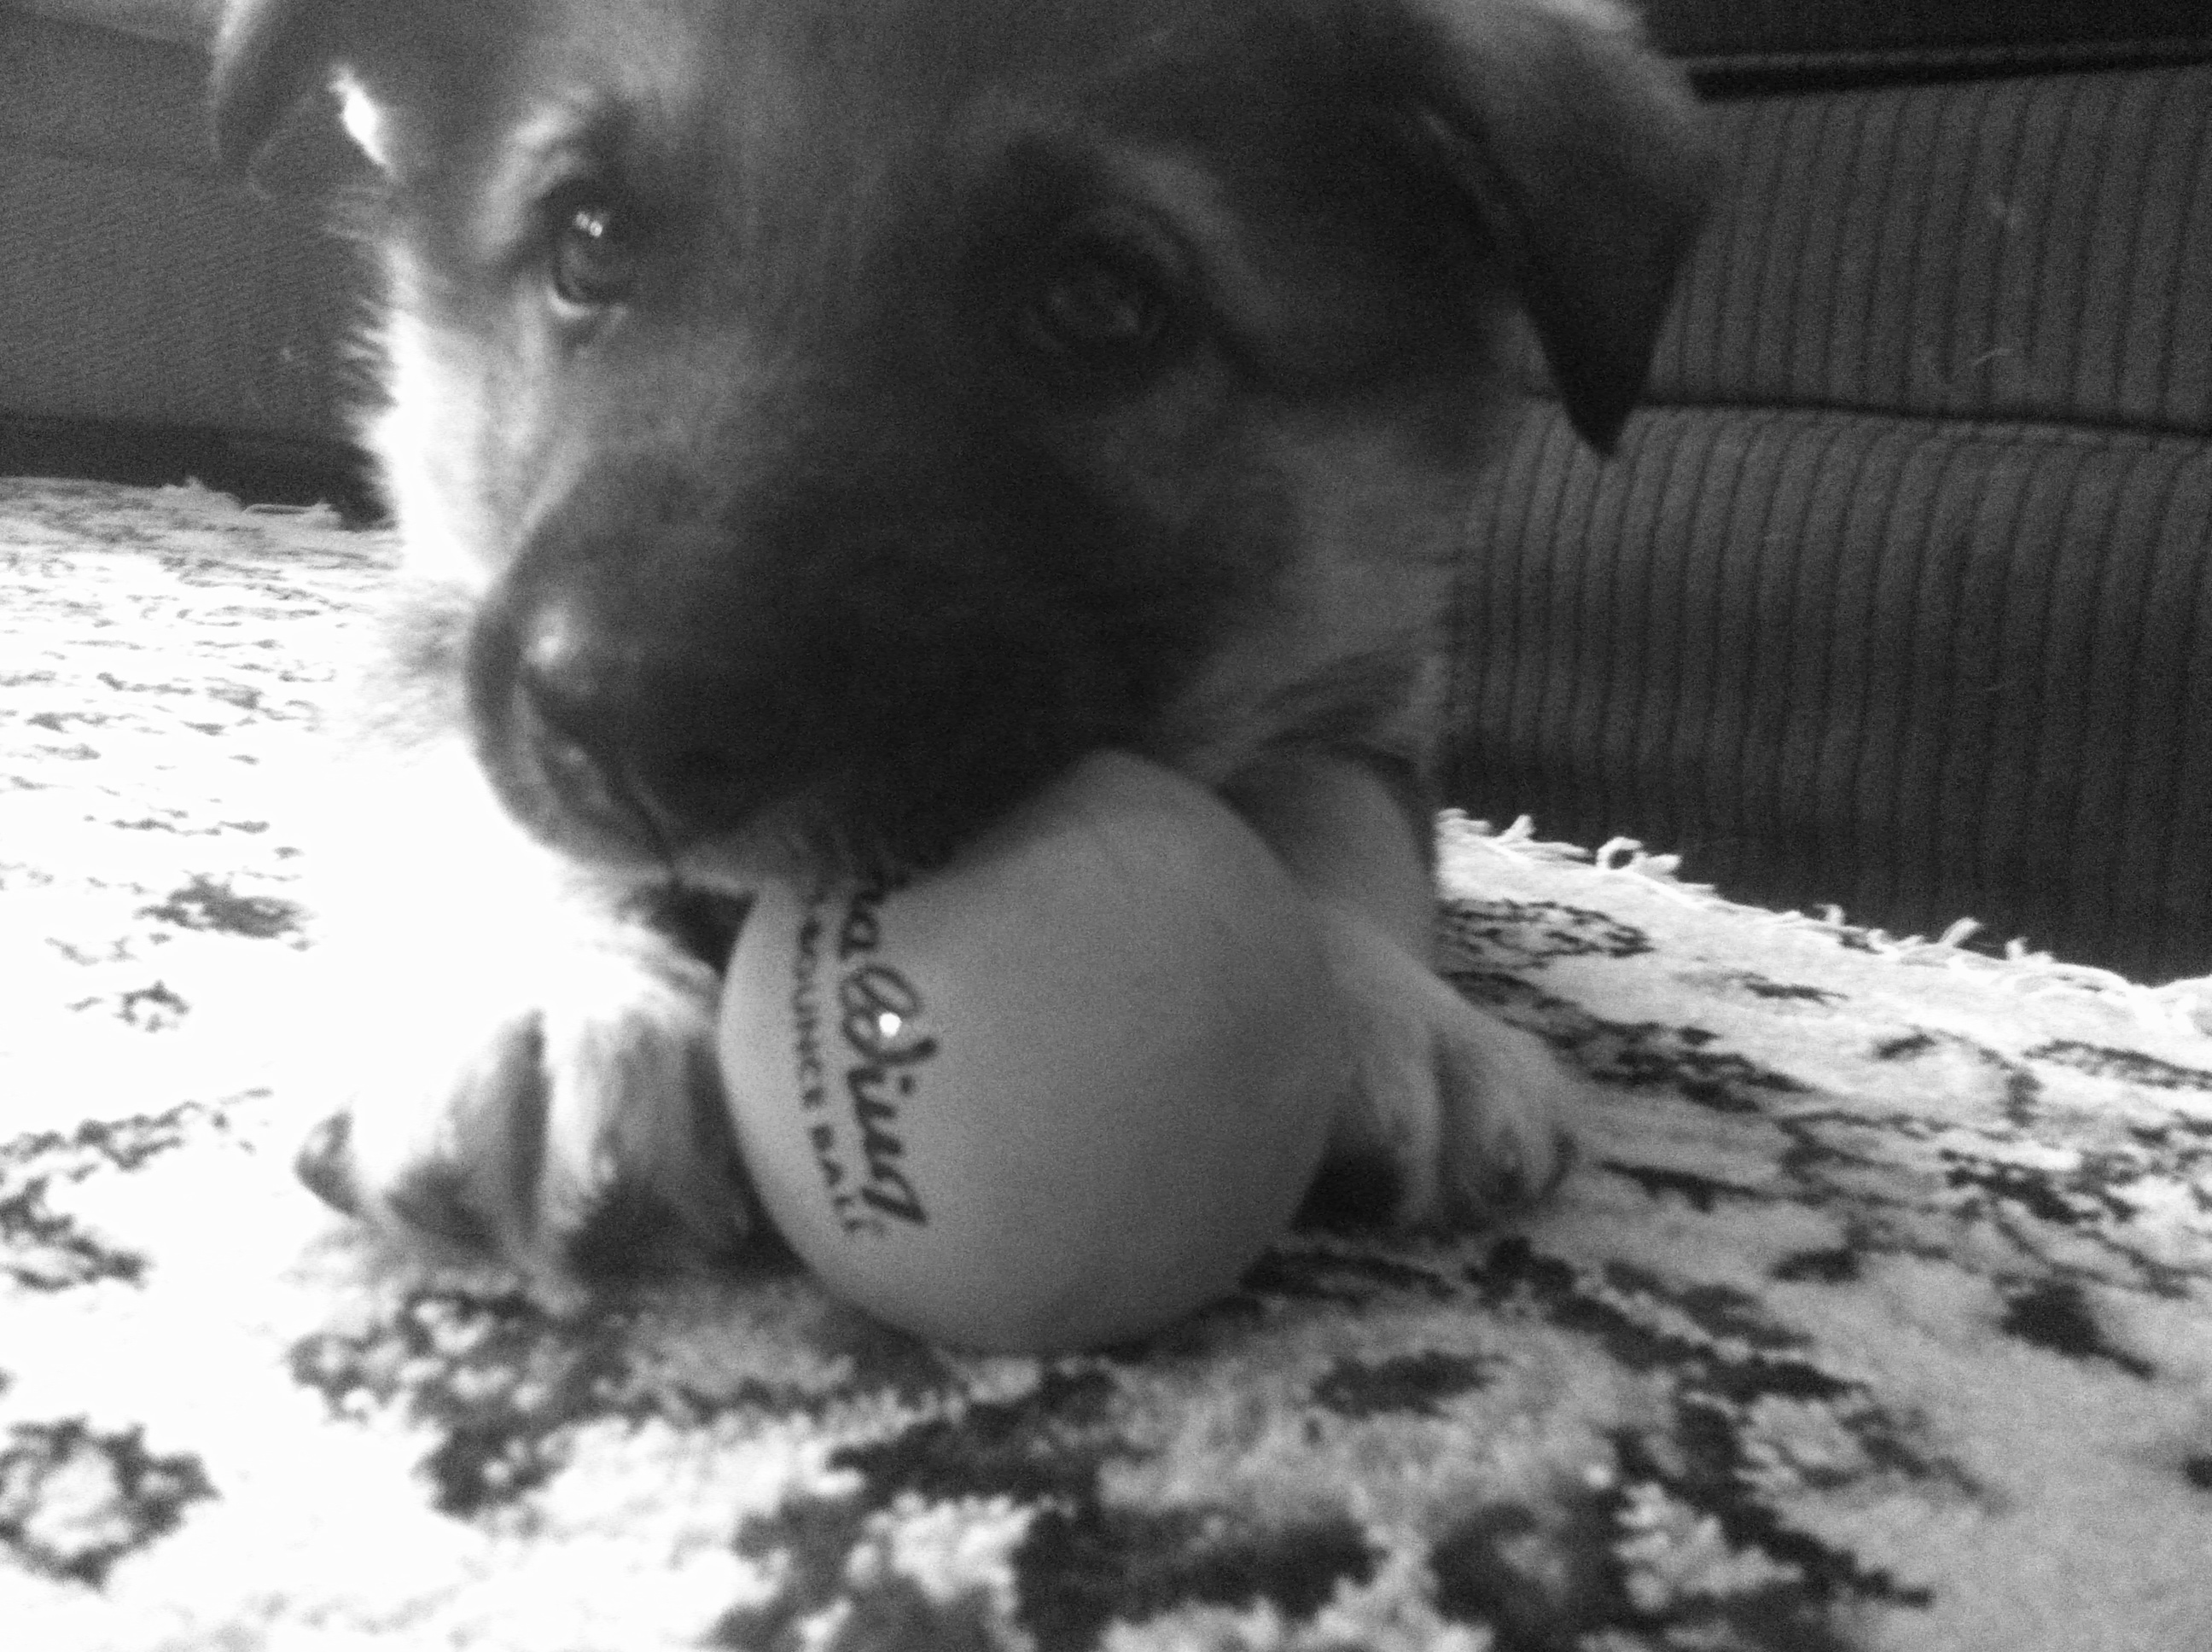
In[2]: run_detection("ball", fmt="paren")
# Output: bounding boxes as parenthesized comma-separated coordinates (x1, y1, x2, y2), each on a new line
(713, 751, 1347, 1352)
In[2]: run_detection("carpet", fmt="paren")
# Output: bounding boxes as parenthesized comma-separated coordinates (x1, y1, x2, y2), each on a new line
(2, 476, 2208, 1650)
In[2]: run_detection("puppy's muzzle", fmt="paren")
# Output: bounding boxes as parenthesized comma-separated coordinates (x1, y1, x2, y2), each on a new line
(473, 570, 809, 857)
(464, 460, 1177, 870)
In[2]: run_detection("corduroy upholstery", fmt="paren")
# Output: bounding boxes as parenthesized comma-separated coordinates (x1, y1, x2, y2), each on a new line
(0, 1, 363, 500)
(1447, 5, 2212, 980)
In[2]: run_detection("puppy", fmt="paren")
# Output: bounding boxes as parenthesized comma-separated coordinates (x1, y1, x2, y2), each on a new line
(212, 0, 1710, 1294)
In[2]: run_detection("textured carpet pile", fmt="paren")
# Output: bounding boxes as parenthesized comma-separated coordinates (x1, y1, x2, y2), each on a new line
(2, 478, 2209, 1650)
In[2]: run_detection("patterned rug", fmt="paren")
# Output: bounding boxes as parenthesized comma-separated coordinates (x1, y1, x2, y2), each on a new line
(3, 477, 2209, 1651)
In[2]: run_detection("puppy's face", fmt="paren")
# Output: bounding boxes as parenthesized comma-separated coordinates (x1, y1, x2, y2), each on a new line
(216, 0, 1708, 875)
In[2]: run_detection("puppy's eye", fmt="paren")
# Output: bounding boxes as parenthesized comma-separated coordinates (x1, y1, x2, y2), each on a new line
(1015, 222, 1185, 376)
(1027, 258, 1163, 353)
(548, 193, 640, 310)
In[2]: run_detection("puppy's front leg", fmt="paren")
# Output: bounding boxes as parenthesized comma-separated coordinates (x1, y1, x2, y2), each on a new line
(1225, 754, 1580, 1226)
(292, 750, 754, 1297)
(300, 917, 752, 1294)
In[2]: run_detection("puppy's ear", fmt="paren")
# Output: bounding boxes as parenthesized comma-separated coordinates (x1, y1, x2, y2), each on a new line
(210, 0, 502, 177)
(1384, 0, 1713, 451)
(212, 0, 352, 173)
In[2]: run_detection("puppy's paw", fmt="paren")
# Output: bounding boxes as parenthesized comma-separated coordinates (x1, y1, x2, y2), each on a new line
(1307, 900, 1578, 1229)
(1426, 991, 1581, 1222)
(296, 935, 754, 1296)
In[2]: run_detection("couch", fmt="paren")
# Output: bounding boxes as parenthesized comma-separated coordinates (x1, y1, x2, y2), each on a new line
(1449, 0, 2212, 980)
(5, 0, 2210, 977)
(0, 0, 368, 510)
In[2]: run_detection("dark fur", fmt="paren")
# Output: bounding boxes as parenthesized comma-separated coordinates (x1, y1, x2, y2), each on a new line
(215, 0, 1709, 1289)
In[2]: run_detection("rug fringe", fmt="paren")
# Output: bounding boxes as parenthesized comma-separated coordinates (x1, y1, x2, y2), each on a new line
(1437, 809, 2211, 1038)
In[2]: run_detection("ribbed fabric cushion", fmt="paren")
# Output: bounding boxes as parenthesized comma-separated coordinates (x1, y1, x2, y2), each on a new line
(1450, 407, 2212, 979)
(18, 1, 219, 47)
(0, 3, 212, 172)
(0, 153, 349, 437)
(1448, 62, 2212, 979)
(0, 10, 359, 444)
(1654, 67, 2212, 433)
(1640, 0, 2212, 79)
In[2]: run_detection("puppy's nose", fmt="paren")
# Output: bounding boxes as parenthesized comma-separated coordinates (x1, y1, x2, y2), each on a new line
(497, 588, 781, 846)
(509, 596, 650, 803)
(514, 595, 632, 746)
